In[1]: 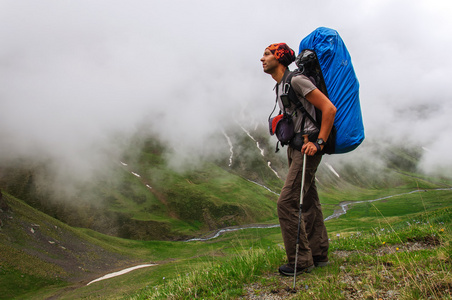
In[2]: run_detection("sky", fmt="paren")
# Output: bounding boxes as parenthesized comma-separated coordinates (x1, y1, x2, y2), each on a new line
(1, 0, 452, 185)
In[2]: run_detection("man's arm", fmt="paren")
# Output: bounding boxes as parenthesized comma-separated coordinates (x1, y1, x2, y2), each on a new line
(303, 88, 336, 155)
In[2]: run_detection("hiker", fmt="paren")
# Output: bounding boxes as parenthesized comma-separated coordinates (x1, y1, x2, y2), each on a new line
(261, 43, 336, 276)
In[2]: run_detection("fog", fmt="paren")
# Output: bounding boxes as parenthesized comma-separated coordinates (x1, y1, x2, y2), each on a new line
(1, 0, 452, 187)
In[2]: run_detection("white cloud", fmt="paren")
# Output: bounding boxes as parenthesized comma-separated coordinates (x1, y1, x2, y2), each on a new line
(0, 0, 451, 179)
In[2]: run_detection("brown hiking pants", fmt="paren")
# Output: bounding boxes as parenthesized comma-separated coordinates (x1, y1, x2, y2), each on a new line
(277, 147, 329, 267)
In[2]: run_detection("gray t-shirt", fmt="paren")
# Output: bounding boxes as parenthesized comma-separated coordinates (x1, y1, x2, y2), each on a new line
(277, 73, 318, 134)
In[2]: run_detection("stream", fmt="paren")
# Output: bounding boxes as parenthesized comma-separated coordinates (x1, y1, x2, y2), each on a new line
(191, 188, 452, 241)
(186, 224, 280, 242)
(324, 187, 452, 221)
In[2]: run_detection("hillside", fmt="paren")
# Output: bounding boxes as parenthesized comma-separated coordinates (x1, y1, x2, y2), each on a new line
(0, 125, 285, 241)
(1, 184, 450, 299)
(1, 123, 451, 299)
(1, 122, 431, 242)
(0, 192, 143, 299)
(153, 206, 451, 300)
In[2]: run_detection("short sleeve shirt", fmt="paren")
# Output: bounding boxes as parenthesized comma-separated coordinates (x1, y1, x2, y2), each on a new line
(276, 71, 318, 134)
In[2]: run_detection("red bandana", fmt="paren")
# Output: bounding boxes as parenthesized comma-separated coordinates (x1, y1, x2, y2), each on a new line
(266, 43, 295, 66)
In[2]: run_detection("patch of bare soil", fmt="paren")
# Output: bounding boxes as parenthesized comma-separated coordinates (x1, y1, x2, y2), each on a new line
(241, 272, 310, 300)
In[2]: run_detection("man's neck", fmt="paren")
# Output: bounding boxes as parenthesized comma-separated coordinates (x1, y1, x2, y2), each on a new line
(271, 66, 287, 83)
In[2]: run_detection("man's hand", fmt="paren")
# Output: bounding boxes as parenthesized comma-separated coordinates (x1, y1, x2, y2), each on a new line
(301, 142, 320, 156)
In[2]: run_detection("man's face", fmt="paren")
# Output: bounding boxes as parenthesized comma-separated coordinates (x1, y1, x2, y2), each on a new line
(261, 48, 279, 74)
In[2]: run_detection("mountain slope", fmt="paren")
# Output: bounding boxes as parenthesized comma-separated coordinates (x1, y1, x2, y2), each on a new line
(1, 122, 449, 242)
(1, 125, 451, 299)
(0, 192, 143, 299)
(0, 124, 286, 241)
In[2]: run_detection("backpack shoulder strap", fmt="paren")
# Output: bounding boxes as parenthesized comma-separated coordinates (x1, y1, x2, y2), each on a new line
(285, 71, 321, 129)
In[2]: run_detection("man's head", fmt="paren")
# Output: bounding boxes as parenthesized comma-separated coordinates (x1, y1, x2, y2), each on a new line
(261, 43, 295, 76)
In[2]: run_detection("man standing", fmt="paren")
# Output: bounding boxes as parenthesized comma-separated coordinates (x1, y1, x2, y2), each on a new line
(261, 43, 336, 276)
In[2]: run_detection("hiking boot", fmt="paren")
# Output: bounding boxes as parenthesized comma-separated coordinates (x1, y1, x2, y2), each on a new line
(314, 261, 330, 267)
(278, 263, 314, 276)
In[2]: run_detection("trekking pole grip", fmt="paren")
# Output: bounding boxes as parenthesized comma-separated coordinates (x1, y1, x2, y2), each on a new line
(303, 134, 309, 145)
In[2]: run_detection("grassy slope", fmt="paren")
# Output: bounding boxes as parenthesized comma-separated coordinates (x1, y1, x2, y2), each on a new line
(1, 131, 451, 299)
(0, 194, 144, 299)
(0, 131, 282, 242)
(127, 186, 452, 300)
(109, 160, 279, 239)
(3, 172, 450, 299)
(1, 192, 260, 299)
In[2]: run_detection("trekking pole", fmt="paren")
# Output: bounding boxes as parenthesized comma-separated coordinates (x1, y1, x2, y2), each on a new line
(293, 134, 309, 291)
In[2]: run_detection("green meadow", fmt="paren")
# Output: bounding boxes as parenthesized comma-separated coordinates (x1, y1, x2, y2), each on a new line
(2, 178, 450, 299)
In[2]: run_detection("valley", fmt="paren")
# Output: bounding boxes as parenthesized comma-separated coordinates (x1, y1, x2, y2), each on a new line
(0, 126, 451, 299)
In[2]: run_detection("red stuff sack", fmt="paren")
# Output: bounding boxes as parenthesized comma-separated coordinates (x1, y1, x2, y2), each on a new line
(269, 113, 295, 145)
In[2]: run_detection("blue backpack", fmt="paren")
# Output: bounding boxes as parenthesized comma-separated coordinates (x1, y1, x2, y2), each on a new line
(294, 27, 365, 154)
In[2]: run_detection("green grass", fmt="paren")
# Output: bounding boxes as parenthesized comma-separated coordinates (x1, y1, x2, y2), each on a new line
(326, 188, 452, 236)
(117, 185, 452, 300)
(4, 201, 451, 299)
(2, 165, 451, 299)
(124, 209, 451, 300)
(0, 263, 66, 300)
(131, 245, 284, 300)
(109, 161, 280, 237)
(324, 218, 451, 300)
